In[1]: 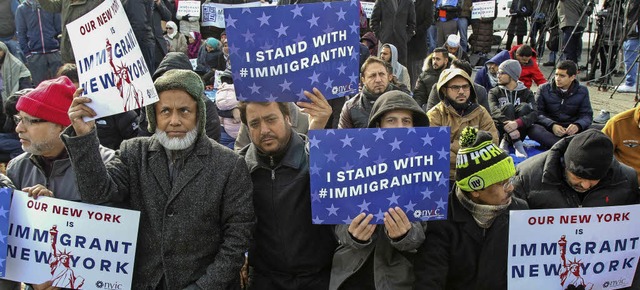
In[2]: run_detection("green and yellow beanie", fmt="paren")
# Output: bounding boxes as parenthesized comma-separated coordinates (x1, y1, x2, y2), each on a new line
(455, 127, 515, 192)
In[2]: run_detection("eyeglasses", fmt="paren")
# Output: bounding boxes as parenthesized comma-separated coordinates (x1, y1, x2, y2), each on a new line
(167, 27, 173, 30)
(13, 115, 48, 126)
(446, 84, 471, 92)
(501, 176, 515, 192)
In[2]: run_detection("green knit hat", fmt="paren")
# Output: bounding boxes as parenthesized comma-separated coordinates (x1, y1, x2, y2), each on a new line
(455, 127, 515, 192)
(147, 69, 206, 135)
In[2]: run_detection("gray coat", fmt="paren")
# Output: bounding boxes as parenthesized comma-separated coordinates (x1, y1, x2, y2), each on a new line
(330, 222, 427, 289)
(62, 127, 254, 289)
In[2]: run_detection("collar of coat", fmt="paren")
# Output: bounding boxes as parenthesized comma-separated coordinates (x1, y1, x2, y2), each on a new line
(242, 129, 306, 173)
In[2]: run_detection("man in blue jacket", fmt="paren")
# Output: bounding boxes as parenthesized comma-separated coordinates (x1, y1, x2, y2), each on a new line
(528, 60, 593, 148)
(15, 0, 62, 85)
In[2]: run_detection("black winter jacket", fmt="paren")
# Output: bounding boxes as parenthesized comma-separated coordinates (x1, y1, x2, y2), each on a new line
(513, 135, 639, 209)
(535, 79, 593, 131)
(414, 189, 529, 290)
(239, 131, 337, 282)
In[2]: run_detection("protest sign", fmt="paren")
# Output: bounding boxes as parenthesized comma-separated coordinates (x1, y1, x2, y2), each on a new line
(176, 0, 201, 18)
(224, 1, 360, 102)
(67, 0, 158, 120)
(361, 1, 374, 19)
(508, 205, 640, 290)
(0, 188, 11, 277)
(4, 191, 140, 289)
(472, 0, 496, 19)
(202, 2, 262, 28)
(309, 127, 451, 224)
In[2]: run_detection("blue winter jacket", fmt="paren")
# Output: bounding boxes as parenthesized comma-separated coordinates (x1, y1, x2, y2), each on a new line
(474, 50, 511, 92)
(15, 1, 61, 55)
(535, 79, 593, 130)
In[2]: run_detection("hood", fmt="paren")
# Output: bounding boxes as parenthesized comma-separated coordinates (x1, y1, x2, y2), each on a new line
(422, 52, 456, 74)
(368, 91, 430, 128)
(436, 68, 477, 102)
(497, 81, 528, 92)
(152, 52, 193, 80)
(379, 43, 401, 77)
(166, 21, 178, 39)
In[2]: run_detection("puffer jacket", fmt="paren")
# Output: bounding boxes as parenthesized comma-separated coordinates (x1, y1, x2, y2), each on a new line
(535, 79, 593, 131)
(513, 135, 639, 209)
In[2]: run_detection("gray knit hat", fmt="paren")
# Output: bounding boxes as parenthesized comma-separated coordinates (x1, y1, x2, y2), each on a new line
(147, 69, 206, 135)
(498, 59, 522, 82)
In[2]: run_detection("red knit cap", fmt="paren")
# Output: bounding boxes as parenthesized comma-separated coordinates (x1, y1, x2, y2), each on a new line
(16, 76, 75, 126)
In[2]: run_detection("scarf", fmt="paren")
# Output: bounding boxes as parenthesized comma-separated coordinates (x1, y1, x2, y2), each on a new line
(166, 21, 178, 39)
(455, 187, 511, 229)
(187, 32, 202, 59)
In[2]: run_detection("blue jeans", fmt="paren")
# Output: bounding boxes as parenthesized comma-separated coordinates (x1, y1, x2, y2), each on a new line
(0, 38, 26, 63)
(623, 38, 639, 87)
(427, 25, 437, 54)
(457, 17, 469, 53)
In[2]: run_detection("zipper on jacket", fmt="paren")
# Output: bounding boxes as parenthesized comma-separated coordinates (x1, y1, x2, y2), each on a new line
(37, 8, 45, 53)
(270, 156, 275, 180)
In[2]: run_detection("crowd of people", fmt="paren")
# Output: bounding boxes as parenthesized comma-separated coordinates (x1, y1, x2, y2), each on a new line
(0, 0, 639, 289)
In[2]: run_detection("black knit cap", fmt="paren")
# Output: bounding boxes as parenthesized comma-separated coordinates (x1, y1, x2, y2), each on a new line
(563, 129, 614, 180)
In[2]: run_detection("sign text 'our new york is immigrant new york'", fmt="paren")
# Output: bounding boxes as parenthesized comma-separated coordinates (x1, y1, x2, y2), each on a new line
(309, 127, 451, 224)
(224, 1, 360, 102)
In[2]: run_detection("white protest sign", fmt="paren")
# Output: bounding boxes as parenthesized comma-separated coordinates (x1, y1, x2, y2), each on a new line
(361, 1, 374, 19)
(176, 0, 201, 18)
(4, 191, 140, 289)
(201, 2, 262, 28)
(472, 0, 496, 19)
(508, 205, 640, 290)
(67, 0, 158, 120)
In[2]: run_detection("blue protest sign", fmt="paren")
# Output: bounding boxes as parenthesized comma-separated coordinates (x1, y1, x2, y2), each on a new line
(224, 1, 360, 102)
(309, 127, 451, 224)
(0, 188, 11, 277)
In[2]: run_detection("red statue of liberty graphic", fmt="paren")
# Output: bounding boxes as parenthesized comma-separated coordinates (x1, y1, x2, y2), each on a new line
(49, 226, 85, 289)
(558, 235, 593, 290)
(106, 39, 144, 111)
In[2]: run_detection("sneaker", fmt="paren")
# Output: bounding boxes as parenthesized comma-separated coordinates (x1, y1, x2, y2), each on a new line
(593, 110, 610, 124)
(499, 137, 510, 153)
(542, 61, 555, 67)
(513, 141, 528, 158)
(616, 84, 637, 93)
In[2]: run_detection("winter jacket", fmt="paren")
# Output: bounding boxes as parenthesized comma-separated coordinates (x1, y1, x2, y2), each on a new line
(0, 42, 32, 102)
(62, 126, 254, 289)
(557, 0, 590, 29)
(414, 189, 529, 290)
(535, 79, 593, 131)
(469, 18, 495, 54)
(488, 81, 537, 128)
(426, 82, 491, 114)
(7, 147, 115, 202)
(414, 53, 455, 110)
(339, 84, 409, 129)
(234, 103, 309, 150)
(37, 0, 102, 62)
(427, 79, 498, 178)
(379, 44, 411, 89)
(0, 0, 18, 38)
(407, 0, 433, 62)
(435, 0, 461, 21)
(240, 131, 337, 286)
(165, 32, 188, 54)
(151, 0, 172, 56)
(602, 106, 640, 178)
(370, 0, 416, 45)
(95, 111, 139, 150)
(475, 50, 511, 92)
(460, 0, 473, 18)
(508, 45, 546, 88)
(513, 135, 639, 209)
(196, 45, 225, 73)
(15, 1, 61, 55)
(216, 82, 240, 138)
(331, 222, 426, 290)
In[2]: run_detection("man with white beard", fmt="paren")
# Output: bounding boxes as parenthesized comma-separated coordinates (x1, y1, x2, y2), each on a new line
(60, 69, 254, 289)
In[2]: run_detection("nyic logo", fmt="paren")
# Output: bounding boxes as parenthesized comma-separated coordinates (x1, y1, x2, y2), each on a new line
(95, 280, 123, 289)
